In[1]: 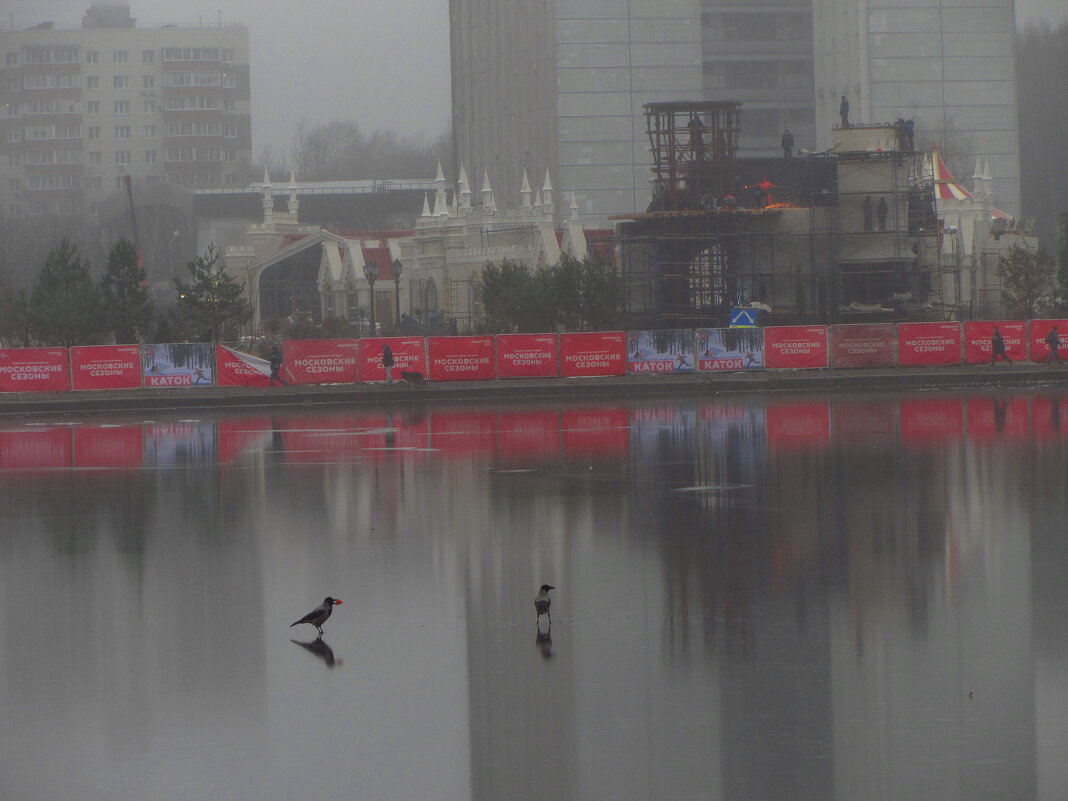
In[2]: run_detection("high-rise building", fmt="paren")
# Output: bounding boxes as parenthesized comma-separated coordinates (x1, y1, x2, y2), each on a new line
(0, 4, 252, 225)
(812, 0, 1020, 216)
(450, 0, 1018, 223)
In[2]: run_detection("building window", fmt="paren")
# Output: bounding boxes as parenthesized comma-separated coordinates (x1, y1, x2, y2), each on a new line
(143, 100, 156, 113)
(113, 50, 128, 64)
(145, 150, 157, 164)
(164, 72, 221, 87)
(163, 47, 220, 62)
(6, 130, 20, 143)
(89, 202, 99, 217)
(8, 178, 20, 192)
(222, 48, 235, 63)
(115, 150, 131, 165)
(143, 74, 155, 89)
(116, 176, 125, 190)
(5, 52, 18, 66)
(88, 126, 100, 140)
(114, 100, 130, 115)
(90, 176, 102, 191)
(224, 149, 237, 162)
(115, 125, 130, 139)
(86, 75, 99, 90)
(87, 100, 100, 115)
(86, 51, 98, 64)
(223, 99, 236, 113)
(144, 124, 156, 139)
(5, 77, 18, 91)
(89, 151, 101, 165)
(142, 49, 154, 64)
(223, 173, 238, 185)
(165, 146, 195, 162)
(113, 75, 129, 89)
(222, 73, 237, 89)
(223, 123, 237, 138)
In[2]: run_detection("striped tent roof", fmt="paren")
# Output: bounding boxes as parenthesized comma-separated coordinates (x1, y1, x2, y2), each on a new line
(932, 148, 973, 201)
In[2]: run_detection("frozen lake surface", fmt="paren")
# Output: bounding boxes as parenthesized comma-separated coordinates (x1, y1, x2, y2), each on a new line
(2, 390, 1067, 800)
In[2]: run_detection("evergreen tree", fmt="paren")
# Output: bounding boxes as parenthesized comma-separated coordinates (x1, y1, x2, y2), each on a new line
(175, 245, 250, 341)
(29, 238, 107, 346)
(996, 245, 1056, 319)
(99, 238, 153, 343)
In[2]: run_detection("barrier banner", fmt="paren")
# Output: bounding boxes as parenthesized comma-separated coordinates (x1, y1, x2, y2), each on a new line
(766, 401, 831, 449)
(966, 397, 1029, 440)
(141, 343, 213, 388)
(897, 322, 962, 366)
(215, 345, 271, 388)
(357, 337, 426, 382)
(829, 324, 896, 368)
(0, 348, 71, 393)
(559, 332, 627, 378)
(70, 345, 142, 391)
(763, 326, 829, 369)
(0, 426, 71, 469)
(1027, 319, 1068, 363)
(963, 321, 1027, 364)
(282, 339, 359, 384)
(73, 426, 143, 469)
(427, 336, 495, 382)
(627, 330, 695, 374)
(900, 398, 964, 442)
(496, 334, 558, 378)
(696, 328, 764, 371)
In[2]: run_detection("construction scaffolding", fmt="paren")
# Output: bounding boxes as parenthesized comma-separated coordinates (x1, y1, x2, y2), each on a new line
(616, 106, 945, 328)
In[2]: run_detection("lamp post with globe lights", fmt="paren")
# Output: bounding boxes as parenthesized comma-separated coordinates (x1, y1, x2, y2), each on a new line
(392, 259, 404, 330)
(363, 259, 379, 335)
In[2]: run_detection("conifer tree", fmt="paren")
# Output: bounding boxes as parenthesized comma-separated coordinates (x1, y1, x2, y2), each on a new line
(174, 245, 250, 341)
(100, 238, 153, 343)
(29, 238, 106, 346)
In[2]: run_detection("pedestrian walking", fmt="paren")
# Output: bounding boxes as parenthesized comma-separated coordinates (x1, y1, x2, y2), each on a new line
(382, 343, 395, 383)
(990, 326, 1011, 364)
(840, 95, 850, 128)
(268, 346, 287, 386)
(781, 128, 794, 158)
(876, 196, 888, 231)
(1046, 327, 1061, 363)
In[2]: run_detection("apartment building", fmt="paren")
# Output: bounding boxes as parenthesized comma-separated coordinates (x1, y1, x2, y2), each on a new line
(0, 4, 251, 224)
(450, 0, 1018, 222)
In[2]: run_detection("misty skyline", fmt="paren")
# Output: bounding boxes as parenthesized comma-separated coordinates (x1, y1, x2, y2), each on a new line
(4, 0, 1065, 169)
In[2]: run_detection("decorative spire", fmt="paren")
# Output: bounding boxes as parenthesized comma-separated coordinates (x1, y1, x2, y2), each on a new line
(520, 169, 533, 211)
(458, 163, 472, 214)
(261, 169, 273, 224)
(541, 168, 554, 211)
(569, 191, 579, 221)
(434, 161, 449, 218)
(481, 169, 496, 214)
(286, 170, 299, 217)
(421, 192, 432, 218)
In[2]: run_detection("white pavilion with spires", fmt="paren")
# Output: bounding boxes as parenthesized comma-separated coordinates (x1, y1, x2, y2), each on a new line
(224, 165, 614, 332)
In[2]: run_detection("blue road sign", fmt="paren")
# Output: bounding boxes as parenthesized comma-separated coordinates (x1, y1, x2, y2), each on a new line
(729, 307, 758, 328)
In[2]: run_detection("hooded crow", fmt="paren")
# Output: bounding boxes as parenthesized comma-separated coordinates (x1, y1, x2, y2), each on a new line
(290, 596, 342, 636)
(535, 585, 555, 625)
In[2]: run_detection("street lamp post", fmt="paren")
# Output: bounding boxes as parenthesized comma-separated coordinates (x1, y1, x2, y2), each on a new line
(363, 259, 379, 335)
(392, 259, 404, 331)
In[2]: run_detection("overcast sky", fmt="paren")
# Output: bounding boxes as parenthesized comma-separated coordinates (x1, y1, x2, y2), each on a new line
(6, 0, 1067, 161)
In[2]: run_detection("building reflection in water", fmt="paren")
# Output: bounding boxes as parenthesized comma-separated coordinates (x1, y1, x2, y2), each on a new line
(0, 390, 1065, 800)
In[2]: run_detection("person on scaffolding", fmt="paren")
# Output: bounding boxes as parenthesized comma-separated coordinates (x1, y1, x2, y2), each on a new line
(756, 177, 775, 207)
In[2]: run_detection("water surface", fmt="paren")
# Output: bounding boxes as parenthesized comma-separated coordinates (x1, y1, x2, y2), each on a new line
(1, 390, 1067, 800)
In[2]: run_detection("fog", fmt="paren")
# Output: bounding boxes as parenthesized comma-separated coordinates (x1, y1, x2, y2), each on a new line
(8, 0, 1064, 162)
(5, 0, 451, 157)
